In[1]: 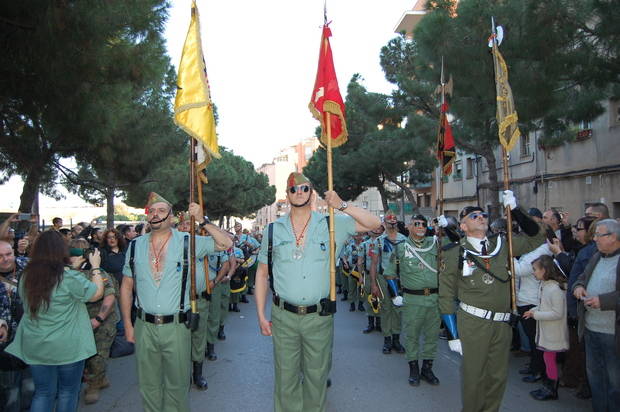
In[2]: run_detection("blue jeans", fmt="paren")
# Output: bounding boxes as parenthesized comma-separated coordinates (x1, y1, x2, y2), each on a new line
(585, 329, 620, 412)
(29, 360, 85, 412)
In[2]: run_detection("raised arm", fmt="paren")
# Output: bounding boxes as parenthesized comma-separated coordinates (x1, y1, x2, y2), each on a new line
(324, 191, 381, 233)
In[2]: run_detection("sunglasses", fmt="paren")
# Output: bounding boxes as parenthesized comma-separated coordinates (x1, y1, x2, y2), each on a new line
(411, 221, 426, 227)
(289, 185, 310, 194)
(468, 212, 489, 220)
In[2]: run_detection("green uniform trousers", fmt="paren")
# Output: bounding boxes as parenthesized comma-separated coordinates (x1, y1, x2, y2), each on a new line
(271, 303, 333, 412)
(247, 261, 257, 289)
(207, 282, 228, 343)
(220, 282, 231, 325)
(377, 276, 401, 336)
(362, 271, 380, 317)
(339, 269, 348, 293)
(458, 310, 511, 412)
(191, 297, 210, 362)
(401, 299, 440, 361)
(347, 275, 360, 304)
(135, 318, 191, 412)
(85, 319, 116, 386)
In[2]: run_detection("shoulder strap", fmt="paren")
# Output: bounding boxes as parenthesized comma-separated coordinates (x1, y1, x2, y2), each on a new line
(395, 243, 400, 276)
(268, 223, 275, 293)
(179, 235, 189, 313)
(129, 240, 141, 308)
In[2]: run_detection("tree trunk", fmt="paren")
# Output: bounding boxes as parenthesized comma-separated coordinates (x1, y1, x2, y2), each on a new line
(18, 167, 44, 212)
(483, 148, 501, 222)
(376, 183, 390, 213)
(106, 186, 115, 229)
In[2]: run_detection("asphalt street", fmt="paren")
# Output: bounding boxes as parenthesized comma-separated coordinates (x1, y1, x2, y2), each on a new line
(80, 296, 592, 412)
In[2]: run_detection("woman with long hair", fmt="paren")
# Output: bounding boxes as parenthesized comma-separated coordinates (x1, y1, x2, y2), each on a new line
(100, 228, 126, 286)
(6, 230, 104, 412)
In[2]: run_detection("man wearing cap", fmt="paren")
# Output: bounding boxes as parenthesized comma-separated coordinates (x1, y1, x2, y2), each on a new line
(234, 221, 260, 297)
(343, 233, 365, 312)
(370, 211, 407, 355)
(120, 192, 232, 412)
(360, 227, 384, 334)
(439, 190, 546, 412)
(255, 172, 381, 412)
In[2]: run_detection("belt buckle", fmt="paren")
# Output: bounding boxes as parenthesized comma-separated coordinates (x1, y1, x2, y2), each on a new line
(154, 315, 165, 325)
(424, 288, 430, 296)
(298, 306, 307, 315)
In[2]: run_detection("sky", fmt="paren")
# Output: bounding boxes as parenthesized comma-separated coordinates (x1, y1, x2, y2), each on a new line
(165, 0, 415, 167)
(1, 0, 415, 211)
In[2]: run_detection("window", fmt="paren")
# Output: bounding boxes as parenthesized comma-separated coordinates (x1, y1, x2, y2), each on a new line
(520, 134, 531, 158)
(453, 161, 462, 180)
(579, 120, 592, 130)
(466, 158, 474, 179)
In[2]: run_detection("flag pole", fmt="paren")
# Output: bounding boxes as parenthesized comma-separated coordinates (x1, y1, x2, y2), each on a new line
(436, 56, 446, 267)
(196, 157, 211, 297)
(326, 113, 337, 306)
(188, 136, 200, 329)
(491, 17, 517, 313)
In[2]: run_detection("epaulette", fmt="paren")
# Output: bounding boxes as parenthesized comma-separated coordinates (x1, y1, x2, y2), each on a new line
(441, 242, 459, 252)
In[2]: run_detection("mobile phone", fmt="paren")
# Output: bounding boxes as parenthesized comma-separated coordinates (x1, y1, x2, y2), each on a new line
(18, 213, 31, 221)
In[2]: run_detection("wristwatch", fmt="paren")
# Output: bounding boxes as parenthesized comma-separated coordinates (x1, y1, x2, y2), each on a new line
(95, 315, 105, 323)
(338, 201, 348, 212)
(199, 216, 210, 227)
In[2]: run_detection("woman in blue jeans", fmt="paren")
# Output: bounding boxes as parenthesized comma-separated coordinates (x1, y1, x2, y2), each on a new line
(7, 230, 104, 411)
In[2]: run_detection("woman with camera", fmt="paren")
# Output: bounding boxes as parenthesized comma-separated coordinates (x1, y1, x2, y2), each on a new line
(6, 230, 103, 412)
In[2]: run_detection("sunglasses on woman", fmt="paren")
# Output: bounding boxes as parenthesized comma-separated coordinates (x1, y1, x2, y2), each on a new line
(289, 185, 310, 194)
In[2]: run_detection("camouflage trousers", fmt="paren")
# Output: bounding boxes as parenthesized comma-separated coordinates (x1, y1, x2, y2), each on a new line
(85, 320, 116, 387)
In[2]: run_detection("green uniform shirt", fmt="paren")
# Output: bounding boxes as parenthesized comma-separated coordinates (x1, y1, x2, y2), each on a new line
(122, 229, 215, 315)
(80, 269, 120, 323)
(439, 224, 546, 314)
(236, 233, 260, 249)
(360, 237, 380, 273)
(377, 232, 407, 276)
(7, 268, 97, 365)
(344, 241, 363, 269)
(258, 212, 356, 306)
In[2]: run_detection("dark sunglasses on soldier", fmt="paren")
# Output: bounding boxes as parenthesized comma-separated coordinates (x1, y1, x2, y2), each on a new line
(468, 212, 489, 220)
(411, 222, 426, 227)
(289, 185, 310, 194)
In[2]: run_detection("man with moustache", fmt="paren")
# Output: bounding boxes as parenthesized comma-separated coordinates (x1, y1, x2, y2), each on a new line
(120, 192, 232, 412)
(255, 173, 380, 412)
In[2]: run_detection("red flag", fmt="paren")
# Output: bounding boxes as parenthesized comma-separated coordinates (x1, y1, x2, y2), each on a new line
(309, 25, 348, 148)
(437, 102, 456, 175)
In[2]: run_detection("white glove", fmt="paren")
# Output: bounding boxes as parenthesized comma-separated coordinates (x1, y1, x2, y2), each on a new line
(437, 215, 449, 228)
(392, 296, 403, 307)
(502, 190, 517, 210)
(448, 339, 463, 355)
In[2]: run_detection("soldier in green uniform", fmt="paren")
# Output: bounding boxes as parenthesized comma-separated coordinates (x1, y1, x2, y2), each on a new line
(68, 238, 119, 404)
(386, 215, 441, 386)
(360, 228, 383, 333)
(234, 222, 260, 297)
(205, 249, 230, 361)
(120, 192, 232, 412)
(343, 234, 364, 312)
(439, 190, 546, 412)
(255, 172, 380, 412)
(370, 211, 407, 354)
(338, 241, 351, 301)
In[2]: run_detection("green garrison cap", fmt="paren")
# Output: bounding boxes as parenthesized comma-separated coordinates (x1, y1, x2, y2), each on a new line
(145, 192, 172, 208)
(287, 172, 311, 188)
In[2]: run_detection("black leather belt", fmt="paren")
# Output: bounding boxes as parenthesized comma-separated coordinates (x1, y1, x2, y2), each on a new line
(402, 287, 438, 296)
(137, 308, 188, 325)
(273, 295, 318, 315)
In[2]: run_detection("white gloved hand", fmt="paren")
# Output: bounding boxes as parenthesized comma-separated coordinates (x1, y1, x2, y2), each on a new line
(502, 190, 517, 210)
(448, 339, 463, 355)
(437, 215, 449, 228)
(392, 296, 403, 307)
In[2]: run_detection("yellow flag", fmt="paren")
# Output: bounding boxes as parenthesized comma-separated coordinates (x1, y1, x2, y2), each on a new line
(174, 0, 220, 165)
(492, 43, 521, 152)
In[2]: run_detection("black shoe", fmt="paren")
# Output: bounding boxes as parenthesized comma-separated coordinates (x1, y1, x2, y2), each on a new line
(392, 334, 406, 354)
(438, 328, 448, 340)
(241, 295, 249, 303)
(341, 291, 348, 301)
(362, 316, 375, 334)
(382, 336, 392, 354)
(530, 379, 558, 401)
(232, 303, 240, 312)
(349, 302, 355, 312)
(523, 373, 543, 383)
(358, 301, 365, 312)
(519, 365, 532, 375)
(247, 287, 254, 295)
(420, 360, 440, 385)
(337, 285, 342, 294)
(192, 362, 208, 390)
(217, 325, 226, 341)
(408, 360, 420, 386)
(206, 343, 217, 361)
(228, 303, 234, 312)
(375, 317, 382, 332)
(326, 378, 332, 388)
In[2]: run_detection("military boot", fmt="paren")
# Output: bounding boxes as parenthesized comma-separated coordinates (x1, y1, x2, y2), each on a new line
(375, 317, 382, 332)
(362, 316, 375, 334)
(84, 385, 100, 404)
(408, 361, 420, 386)
(217, 325, 226, 341)
(357, 301, 365, 312)
(392, 334, 406, 353)
(241, 294, 249, 303)
(420, 360, 440, 385)
(206, 343, 217, 361)
(349, 302, 356, 312)
(530, 378, 558, 401)
(192, 362, 208, 390)
(341, 290, 348, 301)
(247, 287, 254, 295)
(382, 336, 393, 354)
(231, 303, 240, 312)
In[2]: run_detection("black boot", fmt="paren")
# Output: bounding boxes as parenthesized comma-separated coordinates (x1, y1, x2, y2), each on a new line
(358, 301, 365, 312)
(420, 360, 440, 385)
(341, 291, 348, 301)
(349, 302, 356, 312)
(241, 294, 249, 303)
(217, 325, 226, 341)
(206, 343, 217, 361)
(530, 378, 558, 401)
(228, 303, 233, 312)
(382, 336, 393, 354)
(408, 360, 420, 386)
(247, 287, 254, 295)
(337, 285, 342, 294)
(232, 303, 240, 312)
(362, 316, 375, 334)
(375, 317, 382, 332)
(392, 334, 406, 354)
(192, 362, 208, 390)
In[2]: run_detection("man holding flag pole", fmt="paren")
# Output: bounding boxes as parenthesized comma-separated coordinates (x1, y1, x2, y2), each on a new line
(254, 14, 380, 412)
